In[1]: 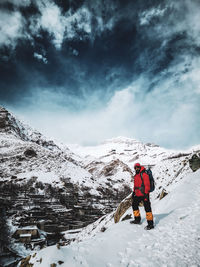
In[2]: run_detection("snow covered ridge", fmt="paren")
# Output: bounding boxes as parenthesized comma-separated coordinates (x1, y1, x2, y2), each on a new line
(0, 106, 59, 151)
(0, 107, 134, 196)
(27, 169, 200, 267)
(66, 136, 178, 165)
(66, 136, 200, 202)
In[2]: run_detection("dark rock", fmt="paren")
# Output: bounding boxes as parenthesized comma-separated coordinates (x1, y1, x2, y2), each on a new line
(0, 106, 59, 151)
(0, 107, 8, 129)
(159, 189, 168, 200)
(100, 226, 107, 232)
(24, 148, 37, 157)
(114, 194, 132, 223)
(189, 154, 200, 172)
(20, 255, 32, 267)
(121, 214, 132, 221)
(167, 153, 191, 160)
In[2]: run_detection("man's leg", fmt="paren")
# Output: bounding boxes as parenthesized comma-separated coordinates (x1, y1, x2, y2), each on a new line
(131, 195, 141, 224)
(143, 195, 154, 229)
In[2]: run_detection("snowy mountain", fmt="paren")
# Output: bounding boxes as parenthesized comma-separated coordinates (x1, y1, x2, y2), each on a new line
(1, 106, 200, 266)
(66, 136, 200, 200)
(28, 169, 200, 267)
(0, 106, 59, 151)
(0, 107, 134, 266)
(1, 106, 199, 201)
(0, 107, 133, 196)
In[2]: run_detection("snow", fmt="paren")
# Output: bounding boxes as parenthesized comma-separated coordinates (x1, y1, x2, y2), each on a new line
(66, 136, 178, 170)
(19, 225, 38, 230)
(30, 170, 200, 267)
(17, 170, 60, 184)
(20, 234, 31, 237)
(66, 136, 168, 158)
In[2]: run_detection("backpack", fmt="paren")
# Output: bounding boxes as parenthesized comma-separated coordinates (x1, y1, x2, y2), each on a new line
(140, 168, 155, 193)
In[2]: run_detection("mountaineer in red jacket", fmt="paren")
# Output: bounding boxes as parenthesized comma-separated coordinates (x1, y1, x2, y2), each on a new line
(131, 163, 154, 230)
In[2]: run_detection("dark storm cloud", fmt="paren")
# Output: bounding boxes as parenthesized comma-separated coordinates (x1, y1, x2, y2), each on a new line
(0, 0, 199, 99)
(1, 0, 200, 148)
(0, 0, 168, 104)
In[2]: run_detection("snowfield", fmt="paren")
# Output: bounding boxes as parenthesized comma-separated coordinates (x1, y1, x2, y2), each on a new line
(29, 169, 200, 267)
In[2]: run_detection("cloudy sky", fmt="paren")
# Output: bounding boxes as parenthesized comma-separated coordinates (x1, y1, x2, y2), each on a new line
(0, 0, 200, 149)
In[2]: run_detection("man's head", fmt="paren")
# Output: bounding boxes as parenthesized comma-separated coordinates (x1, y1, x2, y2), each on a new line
(134, 163, 141, 174)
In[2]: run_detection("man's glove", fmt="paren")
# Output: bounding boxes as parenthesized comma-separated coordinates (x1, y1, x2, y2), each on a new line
(144, 193, 149, 201)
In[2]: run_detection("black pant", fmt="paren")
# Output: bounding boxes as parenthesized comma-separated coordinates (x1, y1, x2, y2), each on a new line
(132, 194, 152, 213)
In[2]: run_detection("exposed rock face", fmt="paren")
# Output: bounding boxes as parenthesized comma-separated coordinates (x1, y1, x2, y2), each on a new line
(0, 106, 59, 151)
(84, 159, 133, 198)
(121, 214, 132, 221)
(0, 107, 7, 129)
(24, 148, 37, 157)
(0, 107, 28, 139)
(159, 189, 168, 200)
(20, 255, 32, 267)
(114, 193, 132, 223)
(99, 159, 134, 178)
(189, 154, 200, 172)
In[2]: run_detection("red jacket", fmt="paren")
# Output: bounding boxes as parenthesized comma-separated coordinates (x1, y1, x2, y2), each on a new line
(134, 166, 150, 196)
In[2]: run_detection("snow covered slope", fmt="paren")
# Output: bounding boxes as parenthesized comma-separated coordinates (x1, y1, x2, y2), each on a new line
(66, 136, 200, 201)
(29, 169, 200, 267)
(0, 108, 132, 198)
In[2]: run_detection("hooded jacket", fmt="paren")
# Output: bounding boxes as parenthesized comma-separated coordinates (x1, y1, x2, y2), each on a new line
(134, 166, 150, 196)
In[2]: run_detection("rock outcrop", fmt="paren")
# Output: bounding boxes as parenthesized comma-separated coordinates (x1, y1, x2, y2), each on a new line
(114, 193, 132, 223)
(189, 154, 200, 172)
(159, 189, 168, 200)
(0, 106, 59, 151)
(24, 148, 37, 157)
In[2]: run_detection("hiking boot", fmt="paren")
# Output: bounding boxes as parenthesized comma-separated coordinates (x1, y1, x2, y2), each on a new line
(144, 220, 154, 230)
(144, 224, 154, 230)
(130, 217, 141, 224)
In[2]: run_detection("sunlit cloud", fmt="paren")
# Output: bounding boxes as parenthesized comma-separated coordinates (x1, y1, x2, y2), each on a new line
(0, 0, 117, 50)
(0, 10, 25, 48)
(139, 6, 167, 26)
(36, 1, 66, 49)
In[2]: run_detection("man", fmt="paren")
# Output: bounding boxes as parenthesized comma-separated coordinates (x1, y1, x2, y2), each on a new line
(131, 163, 154, 230)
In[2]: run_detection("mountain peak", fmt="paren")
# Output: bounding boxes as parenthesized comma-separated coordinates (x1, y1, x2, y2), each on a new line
(0, 106, 59, 151)
(0, 106, 19, 135)
(102, 136, 141, 145)
(0, 106, 34, 139)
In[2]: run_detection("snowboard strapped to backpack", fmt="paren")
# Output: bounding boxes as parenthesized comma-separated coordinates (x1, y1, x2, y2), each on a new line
(140, 168, 155, 193)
